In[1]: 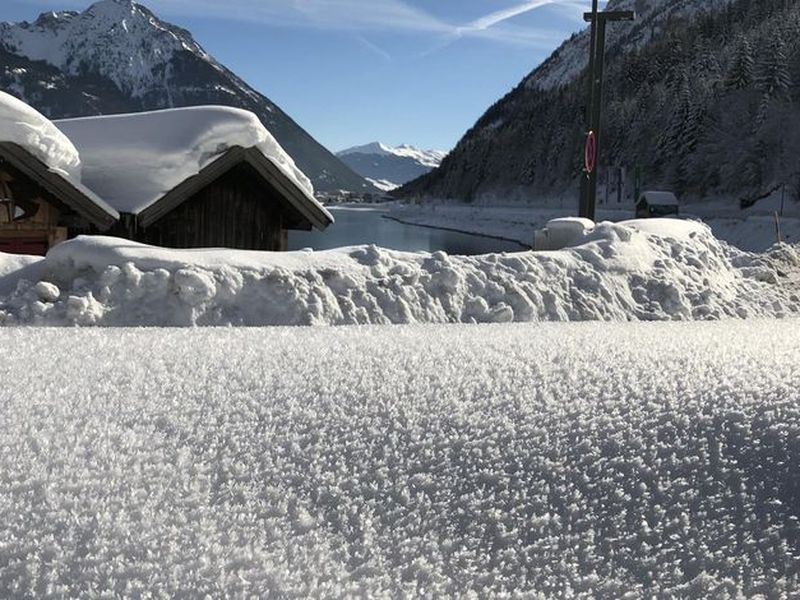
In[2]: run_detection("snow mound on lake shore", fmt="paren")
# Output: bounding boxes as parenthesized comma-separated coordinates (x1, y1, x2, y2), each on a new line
(1, 219, 799, 326)
(0, 322, 799, 596)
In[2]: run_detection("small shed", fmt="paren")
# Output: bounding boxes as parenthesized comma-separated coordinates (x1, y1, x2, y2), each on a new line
(0, 142, 118, 255)
(56, 106, 333, 251)
(636, 191, 680, 219)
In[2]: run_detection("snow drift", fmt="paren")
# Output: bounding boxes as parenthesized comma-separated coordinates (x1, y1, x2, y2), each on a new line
(0, 322, 798, 596)
(0, 219, 798, 326)
(0, 89, 82, 181)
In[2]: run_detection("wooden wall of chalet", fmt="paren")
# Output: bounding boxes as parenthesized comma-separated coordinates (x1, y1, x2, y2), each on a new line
(138, 164, 291, 251)
(0, 165, 71, 255)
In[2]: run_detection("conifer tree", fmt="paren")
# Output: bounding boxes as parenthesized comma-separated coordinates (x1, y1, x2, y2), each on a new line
(756, 38, 791, 126)
(726, 36, 755, 90)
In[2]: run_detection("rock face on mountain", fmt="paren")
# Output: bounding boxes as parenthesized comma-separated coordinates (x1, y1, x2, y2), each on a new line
(337, 142, 447, 191)
(0, 0, 373, 193)
(401, 0, 800, 207)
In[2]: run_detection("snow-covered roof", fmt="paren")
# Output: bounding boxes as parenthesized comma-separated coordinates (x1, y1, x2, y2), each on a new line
(0, 90, 82, 181)
(0, 91, 119, 227)
(640, 191, 679, 206)
(55, 106, 326, 219)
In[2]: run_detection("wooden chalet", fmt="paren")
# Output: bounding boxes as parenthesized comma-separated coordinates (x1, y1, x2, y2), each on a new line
(55, 106, 334, 253)
(123, 145, 333, 251)
(0, 142, 118, 255)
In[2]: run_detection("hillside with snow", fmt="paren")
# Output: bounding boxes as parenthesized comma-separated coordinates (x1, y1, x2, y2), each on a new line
(338, 142, 447, 191)
(0, 0, 373, 193)
(401, 0, 799, 212)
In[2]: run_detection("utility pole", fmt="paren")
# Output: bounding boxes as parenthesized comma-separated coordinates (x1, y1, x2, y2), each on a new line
(580, 4, 635, 221)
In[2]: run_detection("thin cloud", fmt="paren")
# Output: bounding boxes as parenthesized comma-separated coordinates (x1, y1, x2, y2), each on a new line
(21, 0, 587, 48)
(461, 0, 587, 33)
(354, 36, 393, 62)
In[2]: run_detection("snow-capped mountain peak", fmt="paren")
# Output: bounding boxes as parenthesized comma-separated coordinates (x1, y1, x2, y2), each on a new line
(339, 142, 447, 169)
(0, 0, 212, 99)
(337, 142, 447, 190)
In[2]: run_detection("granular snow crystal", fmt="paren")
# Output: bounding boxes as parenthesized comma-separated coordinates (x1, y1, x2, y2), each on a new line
(0, 322, 798, 596)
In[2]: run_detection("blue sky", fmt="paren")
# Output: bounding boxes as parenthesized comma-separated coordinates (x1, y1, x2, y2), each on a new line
(4, 0, 593, 152)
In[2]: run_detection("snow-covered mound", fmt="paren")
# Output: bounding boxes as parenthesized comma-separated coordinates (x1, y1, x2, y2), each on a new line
(1, 219, 798, 326)
(56, 105, 315, 214)
(1, 321, 799, 596)
(0, 89, 81, 180)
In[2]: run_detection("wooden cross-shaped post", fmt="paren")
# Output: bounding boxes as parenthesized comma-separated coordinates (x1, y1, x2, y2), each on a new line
(579, 3, 635, 221)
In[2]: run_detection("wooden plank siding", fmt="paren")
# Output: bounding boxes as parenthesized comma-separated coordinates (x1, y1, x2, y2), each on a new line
(137, 163, 289, 250)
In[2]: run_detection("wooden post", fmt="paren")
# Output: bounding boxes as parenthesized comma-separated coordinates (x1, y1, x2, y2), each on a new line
(579, 8, 635, 221)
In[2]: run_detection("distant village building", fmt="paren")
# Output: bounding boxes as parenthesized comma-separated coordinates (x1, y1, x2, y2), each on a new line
(636, 191, 680, 219)
(0, 92, 332, 256)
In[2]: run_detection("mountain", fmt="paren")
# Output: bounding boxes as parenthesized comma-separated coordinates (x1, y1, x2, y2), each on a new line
(400, 0, 800, 207)
(0, 0, 374, 194)
(337, 142, 447, 192)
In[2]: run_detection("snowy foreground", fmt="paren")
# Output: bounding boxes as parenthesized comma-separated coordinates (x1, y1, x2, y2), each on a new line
(1, 322, 799, 596)
(1, 219, 799, 326)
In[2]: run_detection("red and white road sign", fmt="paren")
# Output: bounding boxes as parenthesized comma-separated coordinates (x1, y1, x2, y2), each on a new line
(584, 130, 597, 174)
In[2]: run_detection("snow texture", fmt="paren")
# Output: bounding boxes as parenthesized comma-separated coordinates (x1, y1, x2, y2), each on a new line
(0, 89, 81, 180)
(1, 219, 799, 326)
(0, 321, 799, 596)
(55, 105, 318, 214)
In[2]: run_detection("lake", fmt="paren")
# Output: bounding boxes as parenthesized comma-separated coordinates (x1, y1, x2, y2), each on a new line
(288, 207, 527, 255)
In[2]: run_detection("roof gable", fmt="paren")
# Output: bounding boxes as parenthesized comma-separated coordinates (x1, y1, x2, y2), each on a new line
(0, 142, 119, 230)
(136, 146, 333, 231)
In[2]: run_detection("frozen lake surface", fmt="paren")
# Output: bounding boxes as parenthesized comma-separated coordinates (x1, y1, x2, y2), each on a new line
(289, 206, 527, 254)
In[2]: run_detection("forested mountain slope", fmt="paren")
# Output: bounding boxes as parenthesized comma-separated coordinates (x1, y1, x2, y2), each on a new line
(401, 0, 800, 206)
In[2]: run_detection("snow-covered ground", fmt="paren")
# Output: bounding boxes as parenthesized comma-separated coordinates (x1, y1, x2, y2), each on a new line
(388, 201, 800, 252)
(1, 219, 799, 326)
(1, 321, 798, 596)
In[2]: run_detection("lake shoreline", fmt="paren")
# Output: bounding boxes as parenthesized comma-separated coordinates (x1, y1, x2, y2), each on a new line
(382, 213, 532, 248)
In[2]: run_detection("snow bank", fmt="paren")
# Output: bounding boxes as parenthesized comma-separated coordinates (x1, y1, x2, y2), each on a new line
(1, 219, 798, 326)
(0, 321, 798, 596)
(0, 90, 82, 180)
(55, 105, 315, 214)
